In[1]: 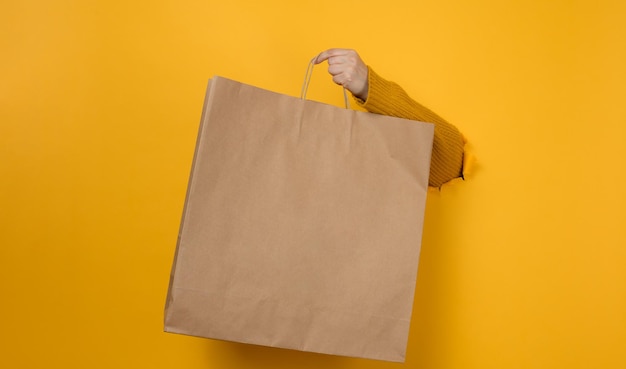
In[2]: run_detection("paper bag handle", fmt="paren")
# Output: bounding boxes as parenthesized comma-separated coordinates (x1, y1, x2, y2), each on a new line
(301, 56, 351, 109)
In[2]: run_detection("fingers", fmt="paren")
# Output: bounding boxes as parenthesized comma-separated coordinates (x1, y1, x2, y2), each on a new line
(313, 48, 369, 99)
(314, 48, 351, 64)
(315, 49, 361, 78)
(328, 71, 350, 86)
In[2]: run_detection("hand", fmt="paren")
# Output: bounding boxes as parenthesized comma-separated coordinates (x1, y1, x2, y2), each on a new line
(315, 48, 369, 101)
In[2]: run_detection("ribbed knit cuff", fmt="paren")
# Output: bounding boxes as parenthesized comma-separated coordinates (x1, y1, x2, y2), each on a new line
(354, 67, 390, 115)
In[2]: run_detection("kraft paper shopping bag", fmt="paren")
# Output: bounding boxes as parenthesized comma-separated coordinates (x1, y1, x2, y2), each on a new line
(164, 75, 434, 362)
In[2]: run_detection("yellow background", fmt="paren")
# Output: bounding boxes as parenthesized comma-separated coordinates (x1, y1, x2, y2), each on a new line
(2, 0, 625, 368)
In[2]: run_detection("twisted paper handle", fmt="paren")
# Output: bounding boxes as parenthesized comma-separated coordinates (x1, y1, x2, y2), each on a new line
(301, 55, 350, 109)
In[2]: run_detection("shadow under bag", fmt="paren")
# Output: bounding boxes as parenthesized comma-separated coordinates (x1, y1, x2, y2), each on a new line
(164, 76, 434, 362)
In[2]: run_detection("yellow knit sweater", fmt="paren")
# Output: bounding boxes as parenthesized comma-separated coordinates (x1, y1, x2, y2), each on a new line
(355, 67, 467, 188)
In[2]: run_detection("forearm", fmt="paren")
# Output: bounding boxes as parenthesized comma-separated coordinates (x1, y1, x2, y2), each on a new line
(355, 67, 465, 188)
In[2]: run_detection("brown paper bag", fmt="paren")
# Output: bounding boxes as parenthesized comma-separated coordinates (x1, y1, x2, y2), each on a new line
(164, 76, 434, 362)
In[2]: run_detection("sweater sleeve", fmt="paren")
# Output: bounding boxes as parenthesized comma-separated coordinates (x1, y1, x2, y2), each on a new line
(354, 67, 469, 188)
